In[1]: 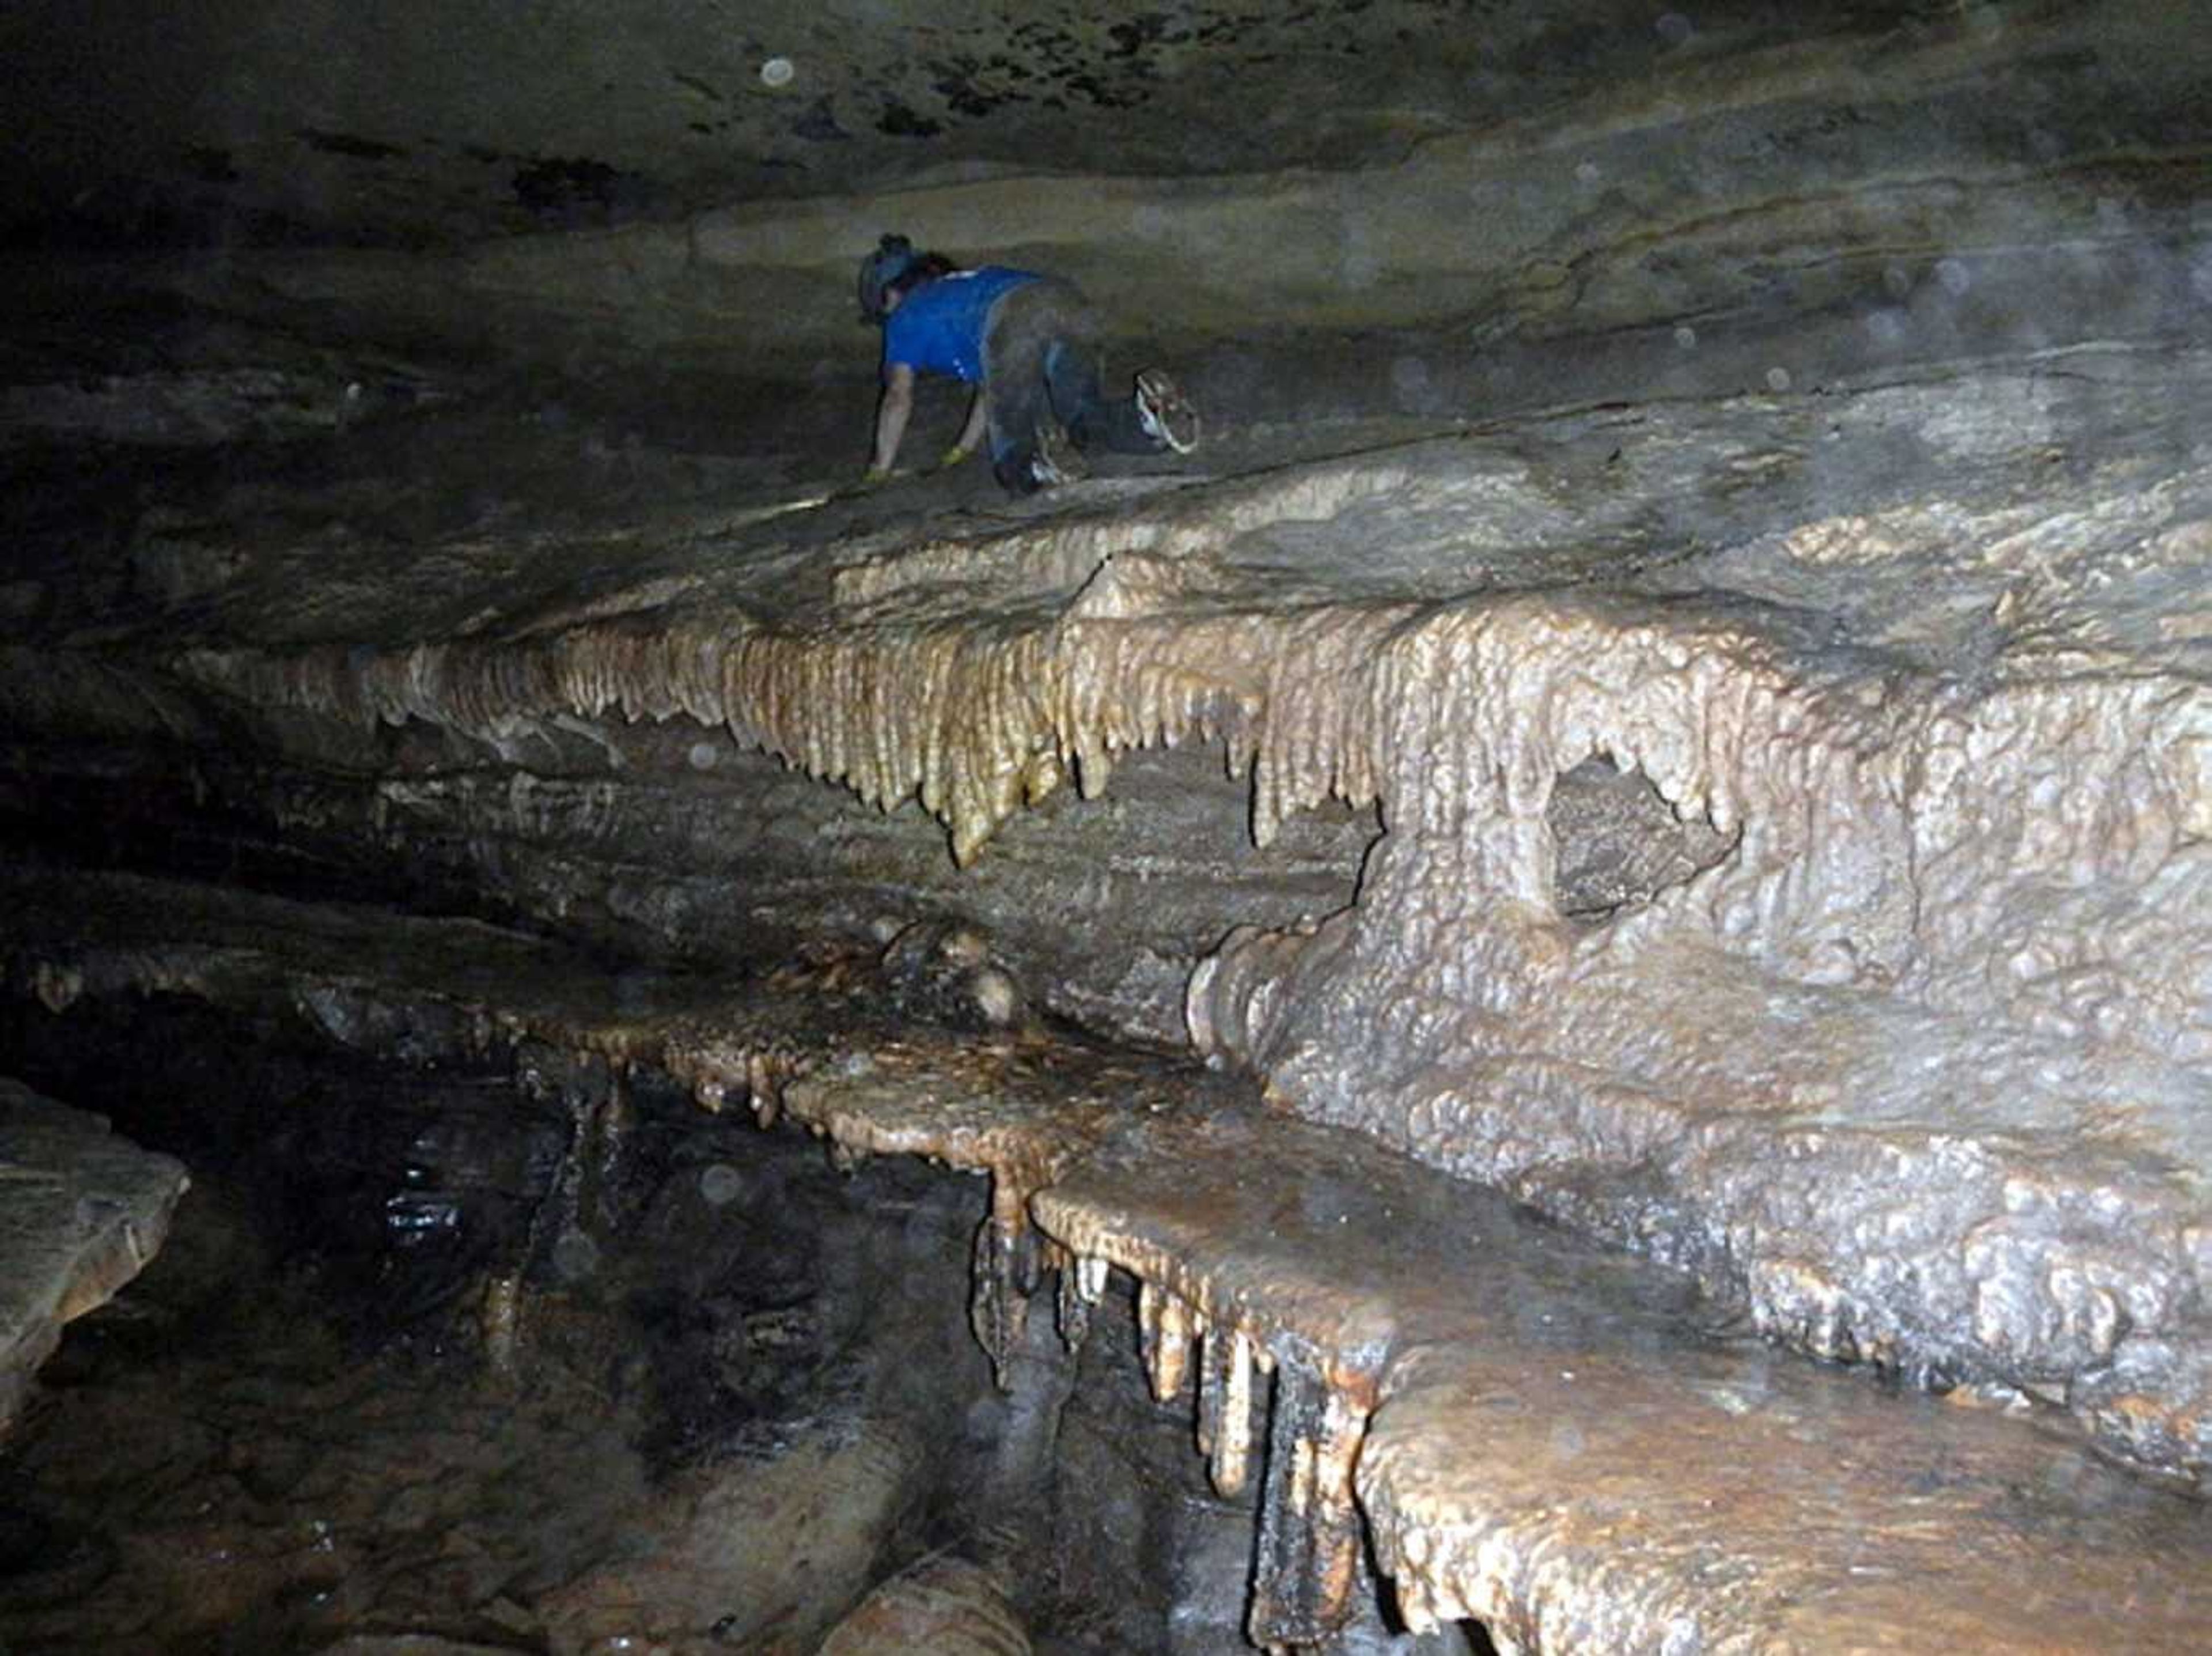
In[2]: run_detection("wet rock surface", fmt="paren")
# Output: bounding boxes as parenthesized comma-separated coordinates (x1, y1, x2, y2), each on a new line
(6, 326, 2212, 1640)
(0, 876, 1472, 1653)
(14, 334, 2203, 1487)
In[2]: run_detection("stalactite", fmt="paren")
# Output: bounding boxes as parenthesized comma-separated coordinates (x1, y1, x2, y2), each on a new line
(591, 1065, 633, 1232)
(479, 1271, 524, 1382)
(1248, 1360, 1368, 1647)
(517, 1043, 599, 1270)
(1136, 1278, 1194, 1404)
(1054, 1251, 1093, 1354)
(968, 1211, 1041, 1391)
(748, 1049, 782, 1127)
(1075, 1254, 1108, 1305)
(1195, 1320, 1256, 1497)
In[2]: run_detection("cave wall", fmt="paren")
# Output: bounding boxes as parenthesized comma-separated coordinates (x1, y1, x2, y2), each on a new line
(14, 343, 2204, 1485)
(10, 2, 2207, 390)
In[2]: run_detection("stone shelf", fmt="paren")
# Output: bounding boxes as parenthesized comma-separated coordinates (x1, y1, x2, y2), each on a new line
(9, 865, 2212, 1650)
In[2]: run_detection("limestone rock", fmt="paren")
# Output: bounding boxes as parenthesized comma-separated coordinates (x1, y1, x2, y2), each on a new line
(0, 1077, 189, 1431)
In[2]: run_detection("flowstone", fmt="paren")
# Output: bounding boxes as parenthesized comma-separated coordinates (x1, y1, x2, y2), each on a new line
(88, 343, 2209, 1489)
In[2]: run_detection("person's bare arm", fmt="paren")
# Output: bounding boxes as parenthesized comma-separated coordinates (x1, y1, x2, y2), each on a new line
(868, 364, 916, 478)
(942, 388, 987, 467)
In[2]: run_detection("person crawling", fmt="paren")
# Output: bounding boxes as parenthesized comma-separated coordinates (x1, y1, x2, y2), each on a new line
(855, 233, 1200, 495)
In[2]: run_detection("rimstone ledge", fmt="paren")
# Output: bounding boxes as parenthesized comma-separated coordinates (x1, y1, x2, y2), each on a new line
(6, 867, 2212, 1650)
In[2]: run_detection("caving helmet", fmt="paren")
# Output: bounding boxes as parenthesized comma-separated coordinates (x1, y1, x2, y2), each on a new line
(857, 233, 919, 323)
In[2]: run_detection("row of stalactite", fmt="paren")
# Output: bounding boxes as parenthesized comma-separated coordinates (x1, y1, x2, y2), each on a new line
(503, 1036, 1381, 1649)
(971, 1209, 1371, 1649)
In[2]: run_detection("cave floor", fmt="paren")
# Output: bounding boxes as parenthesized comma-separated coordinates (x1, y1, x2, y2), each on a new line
(2, 1173, 656, 1653)
(0, 1134, 1043, 1656)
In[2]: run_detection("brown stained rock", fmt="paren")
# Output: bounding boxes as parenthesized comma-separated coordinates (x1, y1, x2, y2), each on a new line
(777, 1030, 1139, 1388)
(0, 1077, 189, 1431)
(781, 1039, 1132, 1202)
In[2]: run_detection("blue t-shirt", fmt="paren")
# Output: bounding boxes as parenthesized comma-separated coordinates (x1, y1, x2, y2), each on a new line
(882, 266, 1040, 383)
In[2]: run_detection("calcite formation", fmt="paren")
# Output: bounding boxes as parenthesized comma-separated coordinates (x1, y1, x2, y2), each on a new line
(135, 345, 2212, 1498)
(9, 341, 2212, 1642)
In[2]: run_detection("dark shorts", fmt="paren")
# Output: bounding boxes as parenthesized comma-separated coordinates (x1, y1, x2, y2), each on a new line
(981, 279, 1159, 491)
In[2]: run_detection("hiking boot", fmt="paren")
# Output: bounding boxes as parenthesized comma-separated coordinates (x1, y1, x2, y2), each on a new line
(1032, 418, 1090, 486)
(993, 422, 1089, 496)
(1134, 370, 1200, 454)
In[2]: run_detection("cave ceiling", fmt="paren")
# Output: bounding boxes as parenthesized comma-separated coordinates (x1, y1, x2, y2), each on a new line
(5, 1, 1951, 245)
